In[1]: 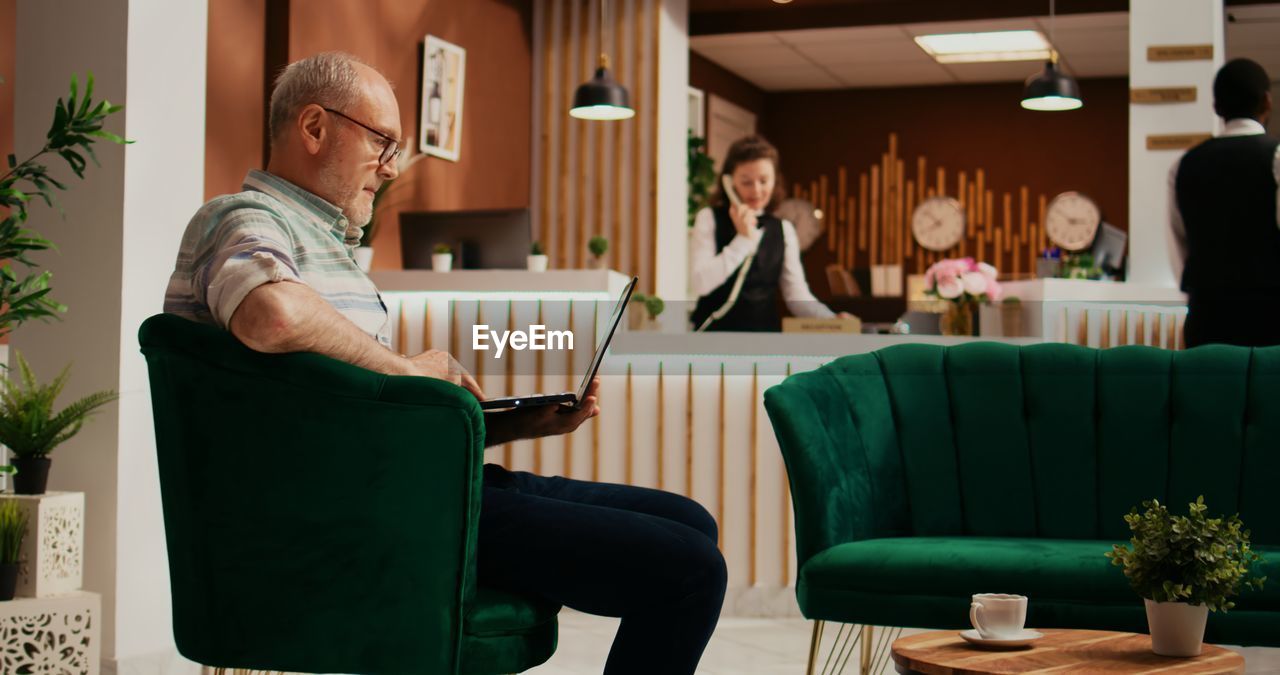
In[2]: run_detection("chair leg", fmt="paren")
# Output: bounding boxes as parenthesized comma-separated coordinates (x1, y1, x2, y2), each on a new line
(860, 625, 873, 673)
(806, 620, 826, 675)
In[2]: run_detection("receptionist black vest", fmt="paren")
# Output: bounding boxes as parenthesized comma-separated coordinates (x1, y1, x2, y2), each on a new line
(690, 206, 785, 332)
(1175, 133, 1280, 295)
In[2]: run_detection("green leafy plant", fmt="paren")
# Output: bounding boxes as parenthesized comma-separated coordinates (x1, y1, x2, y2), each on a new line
(0, 73, 130, 338)
(0, 352, 119, 459)
(432, 243, 452, 255)
(688, 131, 716, 228)
(1106, 497, 1266, 612)
(588, 236, 608, 259)
(1059, 252, 1102, 280)
(362, 152, 428, 248)
(530, 241, 545, 256)
(644, 295, 665, 320)
(0, 499, 26, 565)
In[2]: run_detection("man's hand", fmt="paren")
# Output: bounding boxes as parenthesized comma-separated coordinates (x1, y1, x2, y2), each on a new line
(482, 377, 601, 447)
(405, 350, 484, 400)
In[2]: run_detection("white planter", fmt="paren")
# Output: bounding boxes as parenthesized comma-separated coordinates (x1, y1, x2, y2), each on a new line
(527, 254, 548, 272)
(0, 591, 101, 674)
(432, 253, 453, 272)
(1145, 599, 1208, 657)
(3, 491, 84, 598)
(352, 246, 374, 272)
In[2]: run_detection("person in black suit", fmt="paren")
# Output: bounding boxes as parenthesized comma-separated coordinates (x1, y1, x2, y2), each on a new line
(1172, 58, 1280, 347)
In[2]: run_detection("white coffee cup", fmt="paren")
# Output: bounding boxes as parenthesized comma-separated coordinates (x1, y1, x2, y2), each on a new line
(969, 593, 1028, 639)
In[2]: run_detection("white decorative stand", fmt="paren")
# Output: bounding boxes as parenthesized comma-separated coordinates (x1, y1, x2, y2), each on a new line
(0, 590, 100, 674)
(6, 491, 85, 597)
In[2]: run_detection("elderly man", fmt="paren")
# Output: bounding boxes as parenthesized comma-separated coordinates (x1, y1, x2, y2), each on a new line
(165, 52, 725, 674)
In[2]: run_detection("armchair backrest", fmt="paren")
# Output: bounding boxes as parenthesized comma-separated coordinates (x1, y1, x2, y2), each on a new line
(140, 314, 486, 674)
(765, 342, 1280, 568)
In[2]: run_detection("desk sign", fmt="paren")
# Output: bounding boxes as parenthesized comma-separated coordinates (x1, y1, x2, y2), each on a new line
(1146, 133, 1212, 151)
(782, 316, 862, 334)
(1147, 44, 1214, 61)
(1130, 87, 1196, 103)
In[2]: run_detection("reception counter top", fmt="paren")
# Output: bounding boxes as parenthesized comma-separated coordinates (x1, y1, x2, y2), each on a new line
(612, 331, 1040, 357)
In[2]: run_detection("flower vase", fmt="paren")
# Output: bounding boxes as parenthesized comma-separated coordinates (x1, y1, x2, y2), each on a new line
(941, 302, 976, 336)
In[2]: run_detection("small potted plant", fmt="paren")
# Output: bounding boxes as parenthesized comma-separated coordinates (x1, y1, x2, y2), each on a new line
(432, 243, 453, 272)
(628, 292, 665, 330)
(588, 236, 609, 269)
(528, 241, 548, 272)
(0, 352, 119, 495)
(0, 498, 27, 601)
(1107, 497, 1265, 657)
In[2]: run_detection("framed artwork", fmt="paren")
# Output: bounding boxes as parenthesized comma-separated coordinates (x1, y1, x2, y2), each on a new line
(420, 35, 466, 161)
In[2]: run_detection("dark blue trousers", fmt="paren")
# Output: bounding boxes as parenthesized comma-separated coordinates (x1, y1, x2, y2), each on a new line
(477, 464, 727, 675)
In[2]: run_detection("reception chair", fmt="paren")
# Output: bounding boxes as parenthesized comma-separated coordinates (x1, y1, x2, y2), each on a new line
(140, 314, 559, 675)
(765, 342, 1280, 674)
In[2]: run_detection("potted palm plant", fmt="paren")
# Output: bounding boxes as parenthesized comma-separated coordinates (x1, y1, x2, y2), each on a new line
(528, 241, 548, 272)
(0, 498, 27, 600)
(0, 352, 118, 494)
(1107, 497, 1265, 656)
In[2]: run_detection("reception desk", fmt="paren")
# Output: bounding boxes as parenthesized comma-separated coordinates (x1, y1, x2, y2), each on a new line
(371, 270, 1182, 616)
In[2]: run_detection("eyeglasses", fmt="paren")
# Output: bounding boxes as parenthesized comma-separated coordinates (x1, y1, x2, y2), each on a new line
(322, 107, 402, 167)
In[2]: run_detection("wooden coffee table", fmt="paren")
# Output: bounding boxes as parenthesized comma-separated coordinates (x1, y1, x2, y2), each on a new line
(891, 629, 1245, 674)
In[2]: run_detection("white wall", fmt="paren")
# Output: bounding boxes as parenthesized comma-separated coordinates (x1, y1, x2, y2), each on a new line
(14, 0, 207, 671)
(1127, 0, 1224, 288)
(655, 0, 690, 304)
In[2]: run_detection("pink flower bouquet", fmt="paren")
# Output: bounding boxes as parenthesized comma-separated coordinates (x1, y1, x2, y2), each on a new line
(924, 257, 1002, 305)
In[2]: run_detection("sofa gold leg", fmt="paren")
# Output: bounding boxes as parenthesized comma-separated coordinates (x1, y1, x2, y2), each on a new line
(861, 625, 873, 673)
(806, 620, 826, 675)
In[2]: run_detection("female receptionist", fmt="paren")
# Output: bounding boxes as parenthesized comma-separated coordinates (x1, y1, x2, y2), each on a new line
(690, 135, 841, 331)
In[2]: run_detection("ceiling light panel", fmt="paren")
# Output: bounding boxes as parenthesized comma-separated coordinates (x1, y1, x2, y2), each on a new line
(914, 30, 1051, 63)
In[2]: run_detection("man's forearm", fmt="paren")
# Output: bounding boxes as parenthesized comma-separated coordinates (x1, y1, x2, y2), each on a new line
(229, 280, 413, 375)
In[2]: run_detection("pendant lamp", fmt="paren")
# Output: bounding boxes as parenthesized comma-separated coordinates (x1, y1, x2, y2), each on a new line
(570, 0, 635, 121)
(1021, 0, 1083, 111)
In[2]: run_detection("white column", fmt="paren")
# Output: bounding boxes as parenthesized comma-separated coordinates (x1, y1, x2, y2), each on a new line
(654, 0, 690, 305)
(14, 0, 207, 672)
(1127, 0, 1224, 288)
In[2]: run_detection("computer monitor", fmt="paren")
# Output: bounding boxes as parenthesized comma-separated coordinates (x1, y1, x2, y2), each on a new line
(1091, 221, 1127, 278)
(401, 208, 532, 270)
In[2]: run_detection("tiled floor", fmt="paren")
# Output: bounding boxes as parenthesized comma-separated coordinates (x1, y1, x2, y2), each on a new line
(530, 610, 1280, 674)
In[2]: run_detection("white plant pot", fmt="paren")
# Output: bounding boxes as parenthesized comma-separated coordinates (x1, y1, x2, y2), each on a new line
(432, 253, 453, 272)
(1145, 599, 1208, 657)
(527, 254, 548, 272)
(352, 246, 374, 273)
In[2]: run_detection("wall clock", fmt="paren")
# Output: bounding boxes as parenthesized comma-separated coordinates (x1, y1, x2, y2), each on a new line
(911, 196, 965, 251)
(1045, 191, 1101, 251)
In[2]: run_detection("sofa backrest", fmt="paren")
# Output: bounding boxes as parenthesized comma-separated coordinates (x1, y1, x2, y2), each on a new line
(765, 342, 1280, 565)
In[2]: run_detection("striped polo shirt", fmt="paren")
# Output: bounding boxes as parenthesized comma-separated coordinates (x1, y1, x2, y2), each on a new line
(164, 170, 391, 346)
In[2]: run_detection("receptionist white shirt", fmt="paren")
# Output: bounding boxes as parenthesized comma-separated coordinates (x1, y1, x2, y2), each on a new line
(1169, 118, 1280, 266)
(689, 206, 835, 319)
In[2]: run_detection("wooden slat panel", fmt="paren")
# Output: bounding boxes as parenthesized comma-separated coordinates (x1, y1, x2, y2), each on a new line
(870, 165, 880, 266)
(1003, 192, 1013, 252)
(648, 0, 660, 293)
(540, 0, 557, 263)
(612, 0, 625, 269)
(555, 0, 573, 269)
(631, 0, 645, 283)
(858, 173, 869, 251)
(575, 0, 590, 270)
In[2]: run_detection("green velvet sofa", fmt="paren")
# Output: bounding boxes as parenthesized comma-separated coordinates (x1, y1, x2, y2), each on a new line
(764, 342, 1280, 647)
(140, 314, 558, 674)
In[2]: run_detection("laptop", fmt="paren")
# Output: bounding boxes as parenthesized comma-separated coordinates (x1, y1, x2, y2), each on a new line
(479, 276, 638, 411)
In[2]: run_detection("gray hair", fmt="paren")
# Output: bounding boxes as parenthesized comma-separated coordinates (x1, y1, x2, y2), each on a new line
(268, 52, 370, 148)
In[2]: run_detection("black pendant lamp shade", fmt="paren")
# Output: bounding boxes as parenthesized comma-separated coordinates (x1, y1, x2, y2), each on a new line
(570, 63, 635, 121)
(1021, 60, 1083, 111)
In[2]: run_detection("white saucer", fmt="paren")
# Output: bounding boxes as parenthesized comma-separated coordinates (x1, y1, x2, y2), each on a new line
(960, 629, 1044, 648)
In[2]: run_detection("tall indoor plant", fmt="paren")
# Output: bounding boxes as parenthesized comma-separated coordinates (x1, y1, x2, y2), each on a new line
(0, 73, 128, 491)
(1107, 497, 1266, 656)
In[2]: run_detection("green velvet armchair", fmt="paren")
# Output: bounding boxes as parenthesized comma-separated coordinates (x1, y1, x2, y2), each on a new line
(140, 314, 558, 675)
(765, 342, 1280, 671)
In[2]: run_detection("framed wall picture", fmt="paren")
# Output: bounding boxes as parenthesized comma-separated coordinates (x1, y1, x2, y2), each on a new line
(420, 35, 466, 162)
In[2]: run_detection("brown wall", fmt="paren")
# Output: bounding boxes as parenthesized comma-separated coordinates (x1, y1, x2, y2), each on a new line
(205, 0, 534, 270)
(1, 0, 14, 177)
(689, 51, 765, 131)
(765, 78, 1129, 234)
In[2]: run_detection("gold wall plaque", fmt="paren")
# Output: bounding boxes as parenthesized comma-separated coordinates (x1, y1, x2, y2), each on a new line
(782, 316, 862, 334)
(1147, 44, 1214, 61)
(1130, 87, 1197, 103)
(1146, 133, 1212, 151)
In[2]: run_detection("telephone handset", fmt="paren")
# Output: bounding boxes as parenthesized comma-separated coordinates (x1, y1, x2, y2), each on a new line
(697, 175, 757, 332)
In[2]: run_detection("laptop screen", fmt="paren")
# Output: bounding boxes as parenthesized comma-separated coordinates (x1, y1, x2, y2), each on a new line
(576, 277, 638, 401)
